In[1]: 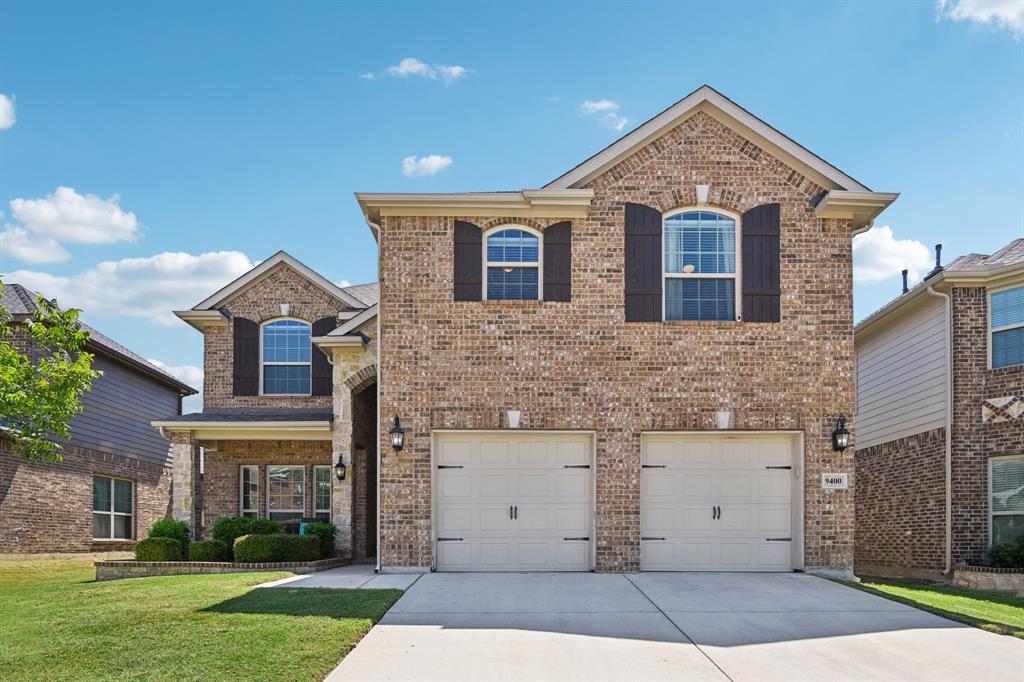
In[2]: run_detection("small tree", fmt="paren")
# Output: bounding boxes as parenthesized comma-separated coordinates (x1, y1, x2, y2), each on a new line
(0, 281, 101, 461)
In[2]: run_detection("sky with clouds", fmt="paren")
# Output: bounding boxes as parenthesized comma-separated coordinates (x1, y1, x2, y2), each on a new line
(1, 0, 1022, 409)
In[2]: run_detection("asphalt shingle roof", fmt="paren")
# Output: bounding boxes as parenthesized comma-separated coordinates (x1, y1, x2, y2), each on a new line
(159, 408, 333, 423)
(342, 282, 379, 306)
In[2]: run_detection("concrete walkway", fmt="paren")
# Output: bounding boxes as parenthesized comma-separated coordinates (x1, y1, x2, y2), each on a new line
(328, 571, 1024, 682)
(256, 564, 421, 590)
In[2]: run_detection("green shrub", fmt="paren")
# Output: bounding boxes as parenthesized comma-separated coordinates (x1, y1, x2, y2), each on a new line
(233, 534, 321, 563)
(148, 519, 190, 550)
(985, 536, 1024, 568)
(188, 539, 229, 562)
(302, 521, 337, 558)
(211, 516, 281, 555)
(135, 537, 183, 562)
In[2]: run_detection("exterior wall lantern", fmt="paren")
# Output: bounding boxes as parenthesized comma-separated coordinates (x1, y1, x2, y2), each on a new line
(831, 415, 851, 452)
(389, 416, 406, 451)
(335, 453, 348, 481)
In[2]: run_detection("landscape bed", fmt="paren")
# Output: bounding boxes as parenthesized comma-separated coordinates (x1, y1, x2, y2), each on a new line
(95, 557, 347, 581)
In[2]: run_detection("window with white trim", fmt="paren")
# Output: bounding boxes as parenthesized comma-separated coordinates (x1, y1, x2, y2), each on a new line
(240, 465, 259, 518)
(93, 475, 133, 539)
(314, 465, 332, 523)
(991, 455, 1024, 546)
(261, 319, 312, 395)
(663, 210, 739, 321)
(991, 285, 1024, 369)
(485, 226, 541, 300)
(267, 465, 305, 533)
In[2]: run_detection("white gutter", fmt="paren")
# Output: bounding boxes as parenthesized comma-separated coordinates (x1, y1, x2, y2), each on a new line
(926, 285, 954, 575)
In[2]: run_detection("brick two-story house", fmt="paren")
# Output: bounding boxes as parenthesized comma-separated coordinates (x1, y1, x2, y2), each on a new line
(1, 283, 197, 553)
(855, 239, 1024, 579)
(352, 85, 897, 576)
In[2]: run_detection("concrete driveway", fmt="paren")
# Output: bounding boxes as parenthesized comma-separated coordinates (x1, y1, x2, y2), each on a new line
(329, 572, 1024, 682)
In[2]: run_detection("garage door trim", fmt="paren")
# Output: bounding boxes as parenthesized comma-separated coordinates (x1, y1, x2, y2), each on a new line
(640, 430, 805, 572)
(431, 430, 597, 572)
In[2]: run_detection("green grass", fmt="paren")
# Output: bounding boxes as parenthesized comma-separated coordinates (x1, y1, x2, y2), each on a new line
(846, 579, 1024, 638)
(0, 558, 402, 681)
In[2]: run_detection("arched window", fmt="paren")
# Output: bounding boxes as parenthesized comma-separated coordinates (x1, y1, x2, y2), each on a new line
(663, 209, 739, 321)
(261, 319, 312, 395)
(484, 226, 542, 301)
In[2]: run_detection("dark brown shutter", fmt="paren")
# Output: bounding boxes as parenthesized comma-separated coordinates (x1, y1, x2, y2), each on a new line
(454, 220, 482, 301)
(624, 202, 662, 322)
(741, 203, 781, 323)
(543, 221, 571, 302)
(232, 317, 259, 396)
(311, 316, 335, 396)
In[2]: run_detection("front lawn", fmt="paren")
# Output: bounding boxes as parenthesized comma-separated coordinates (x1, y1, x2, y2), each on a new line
(0, 558, 402, 681)
(848, 579, 1024, 638)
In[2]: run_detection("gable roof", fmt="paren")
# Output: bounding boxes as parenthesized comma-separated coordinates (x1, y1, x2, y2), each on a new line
(545, 84, 870, 193)
(946, 239, 1024, 273)
(342, 282, 379, 306)
(2, 283, 197, 395)
(192, 251, 367, 311)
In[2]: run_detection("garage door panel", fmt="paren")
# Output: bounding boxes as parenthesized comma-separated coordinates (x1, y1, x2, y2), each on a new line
(436, 433, 592, 571)
(642, 434, 796, 572)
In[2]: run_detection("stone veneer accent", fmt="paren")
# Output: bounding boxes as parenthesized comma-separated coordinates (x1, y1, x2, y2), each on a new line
(0, 436, 172, 553)
(855, 427, 946, 579)
(377, 111, 857, 572)
(95, 557, 346, 581)
(952, 566, 1024, 597)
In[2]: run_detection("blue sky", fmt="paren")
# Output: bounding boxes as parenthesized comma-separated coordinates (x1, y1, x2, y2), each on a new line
(1, 0, 1022, 405)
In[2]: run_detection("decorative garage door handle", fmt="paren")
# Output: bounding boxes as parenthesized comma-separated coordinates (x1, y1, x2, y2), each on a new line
(641, 536, 666, 541)
(564, 464, 591, 469)
(712, 505, 721, 520)
(437, 537, 463, 542)
(765, 465, 792, 470)
(765, 537, 792, 542)
(563, 537, 590, 541)
(437, 465, 464, 469)
(641, 464, 667, 468)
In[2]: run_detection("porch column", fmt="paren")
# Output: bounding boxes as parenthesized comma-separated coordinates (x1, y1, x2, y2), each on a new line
(332, 383, 355, 559)
(169, 430, 196, 534)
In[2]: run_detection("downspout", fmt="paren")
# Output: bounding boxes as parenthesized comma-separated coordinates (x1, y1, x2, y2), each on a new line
(926, 285, 954, 575)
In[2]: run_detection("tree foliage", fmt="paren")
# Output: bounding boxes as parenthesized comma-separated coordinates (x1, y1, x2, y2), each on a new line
(0, 281, 101, 460)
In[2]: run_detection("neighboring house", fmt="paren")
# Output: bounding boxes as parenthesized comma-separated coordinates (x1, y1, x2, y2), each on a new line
(347, 83, 897, 576)
(0, 283, 197, 553)
(152, 253, 380, 559)
(855, 240, 1024, 579)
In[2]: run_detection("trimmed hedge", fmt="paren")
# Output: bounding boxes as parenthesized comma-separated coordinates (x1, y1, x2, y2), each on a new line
(188, 539, 229, 562)
(233, 534, 320, 563)
(148, 519, 190, 551)
(985, 537, 1024, 569)
(302, 521, 337, 558)
(212, 516, 281, 556)
(135, 537, 183, 562)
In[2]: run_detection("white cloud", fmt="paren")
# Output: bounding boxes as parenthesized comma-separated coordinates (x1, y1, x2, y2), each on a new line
(852, 225, 933, 284)
(148, 359, 203, 392)
(0, 227, 69, 264)
(0, 93, 15, 130)
(10, 186, 138, 244)
(402, 154, 453, 178)
(937, 0, 1024, 38)
(580, 99, 629, 132)
(366, 57, 472, 84)
(6, 251, 256, 325)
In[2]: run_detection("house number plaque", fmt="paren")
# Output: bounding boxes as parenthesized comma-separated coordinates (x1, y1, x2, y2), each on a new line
(821, 473, 849, 490)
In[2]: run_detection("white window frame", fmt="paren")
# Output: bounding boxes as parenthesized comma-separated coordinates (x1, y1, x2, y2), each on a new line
(259, 317, 313, 396)
(239, 465, 259, 517)
(482, 224, 544, 301)
(266, 465, 306, 530)
(989, 454, 1024, 547)
(988, 281, 1024, 370)
(661, 207, 742, 322)
(92, 475, 134, 540)
(314, 465, 332, 522)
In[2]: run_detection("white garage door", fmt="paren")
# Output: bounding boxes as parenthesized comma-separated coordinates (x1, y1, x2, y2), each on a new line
(641, 433, 797, 572)
(434, 432, 593, 571)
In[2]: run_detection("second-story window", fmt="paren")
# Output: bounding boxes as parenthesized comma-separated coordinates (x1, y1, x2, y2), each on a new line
(261, 319, 311, 395)
(485, 226, 542, 301)
(992, 284, 1024, 369)
(663, 210, 739, 321)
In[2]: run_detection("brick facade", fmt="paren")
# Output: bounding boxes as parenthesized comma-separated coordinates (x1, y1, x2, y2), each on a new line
(0, 436, 172, 553)
(377, 111, 857, 572)
(854, 428, 946, 578)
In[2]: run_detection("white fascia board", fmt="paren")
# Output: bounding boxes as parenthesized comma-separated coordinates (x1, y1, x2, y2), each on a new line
(193, 251, 366, 310)
(355, 189, 594, 226)
(151, 420, 332, 441)
(174, 309, 230, 331)
(814, 190, 900, 234)
(327, 304, 378, 336)
(312, 335, 365, 349)
(544, 85, 871, 193)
